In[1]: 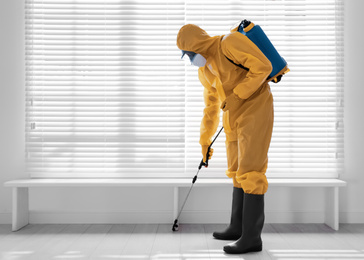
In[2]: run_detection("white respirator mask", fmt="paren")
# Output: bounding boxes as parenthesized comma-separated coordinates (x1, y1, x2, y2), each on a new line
(191, 53, 207, 67)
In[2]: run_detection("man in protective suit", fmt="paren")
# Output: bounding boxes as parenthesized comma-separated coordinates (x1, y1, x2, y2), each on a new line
(177, 24, 274, 254)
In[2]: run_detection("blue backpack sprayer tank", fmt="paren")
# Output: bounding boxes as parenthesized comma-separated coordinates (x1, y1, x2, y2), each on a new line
(231, 19, 290, 83)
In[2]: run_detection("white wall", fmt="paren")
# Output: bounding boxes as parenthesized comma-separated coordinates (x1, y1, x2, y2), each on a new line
(1, 0, 363, 225)
(341, 0, 364, 223)
(0, 0, 26, 224)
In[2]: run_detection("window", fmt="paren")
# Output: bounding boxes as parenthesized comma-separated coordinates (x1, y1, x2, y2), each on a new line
(25, 0, 344, 179)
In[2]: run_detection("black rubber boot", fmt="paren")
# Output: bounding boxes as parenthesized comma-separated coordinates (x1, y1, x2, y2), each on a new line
(223, 193, 264, 254)
(213, 187, 244, 240)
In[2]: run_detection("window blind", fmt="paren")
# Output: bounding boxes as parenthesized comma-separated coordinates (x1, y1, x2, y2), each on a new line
(25, 0, 344, 179)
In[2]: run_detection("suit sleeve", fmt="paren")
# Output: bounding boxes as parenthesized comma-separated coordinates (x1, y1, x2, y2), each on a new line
(222, 32, 273, 100)
(198, 67, 221, 146)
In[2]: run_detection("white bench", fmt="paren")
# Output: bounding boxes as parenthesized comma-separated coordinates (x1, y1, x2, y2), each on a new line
(3, 178, 346, 232)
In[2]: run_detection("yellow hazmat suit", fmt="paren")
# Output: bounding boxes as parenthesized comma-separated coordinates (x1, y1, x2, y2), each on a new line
(177, 24, 274, 195)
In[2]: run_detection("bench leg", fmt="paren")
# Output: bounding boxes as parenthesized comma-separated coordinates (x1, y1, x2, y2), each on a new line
(173, 187, 179, 221)
(12, 187, 29, 232)
(325, 187, 339, 230)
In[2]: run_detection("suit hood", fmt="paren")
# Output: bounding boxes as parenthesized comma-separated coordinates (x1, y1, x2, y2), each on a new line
(176, 24, 218, 57)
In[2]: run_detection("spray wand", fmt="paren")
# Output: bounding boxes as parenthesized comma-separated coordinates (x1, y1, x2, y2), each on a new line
(172, 127, 224, 231)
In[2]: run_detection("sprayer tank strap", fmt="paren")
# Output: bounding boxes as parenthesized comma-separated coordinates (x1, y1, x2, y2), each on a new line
(224, 55, 249, 71)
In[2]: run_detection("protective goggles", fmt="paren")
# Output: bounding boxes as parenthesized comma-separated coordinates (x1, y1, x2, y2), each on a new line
(181, 50, 197, 62)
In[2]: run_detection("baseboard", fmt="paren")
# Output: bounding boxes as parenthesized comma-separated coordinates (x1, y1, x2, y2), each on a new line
(29, 210, 174, 224)
(340, 211, 364, 223)
(0, 212, 11, 224)
(1, 210, 363, 224)
(265, 210, 325, 224)
(23, 210, 334, 224)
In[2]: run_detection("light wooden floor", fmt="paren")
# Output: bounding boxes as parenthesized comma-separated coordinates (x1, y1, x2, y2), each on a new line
(0, 224, 363, 260)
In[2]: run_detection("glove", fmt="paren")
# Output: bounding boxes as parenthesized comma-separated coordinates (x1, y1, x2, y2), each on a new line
(202, 145, 214, 164)
(220, 93, 243, 112)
